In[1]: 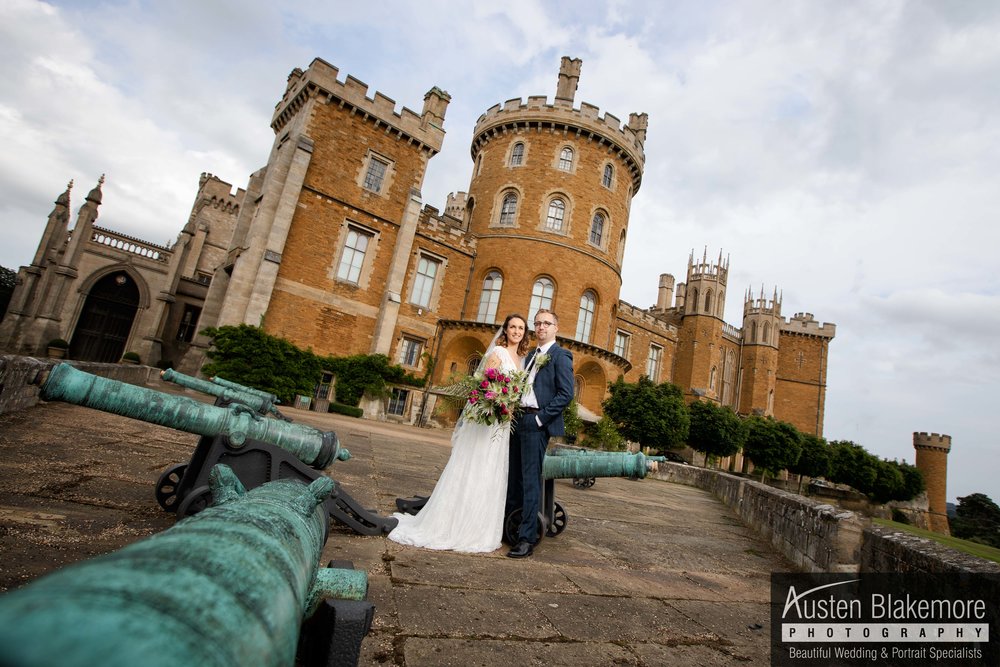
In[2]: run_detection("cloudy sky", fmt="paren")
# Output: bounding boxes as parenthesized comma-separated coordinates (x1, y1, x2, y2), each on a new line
(2, 0, 997, 504)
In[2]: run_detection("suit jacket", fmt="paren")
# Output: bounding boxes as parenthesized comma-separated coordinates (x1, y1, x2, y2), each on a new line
(527, 343, 575, 437)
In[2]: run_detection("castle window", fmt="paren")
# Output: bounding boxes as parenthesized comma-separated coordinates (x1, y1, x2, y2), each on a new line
(409, 254, 441, 309)
(750, 321, 758, 342)
(602, 164, 614, 188)
(575, 290, 596, 344)
(646, 344, 663, 382)
(510, 142, 524, 166)
(475, 153, 483, 177)
(466, 354, 481, 375)
(362, 154, 390, 193)
(545, 198, 566, 232)
(337, 226, 374, 284)
(558, 147, 574, 171)
(689, 288, 699, 313)
(399, 336, 424, 367)
(589, 213, 605, 247)
(387, 388, 409, 417)
(710, 366, 717, 390)
(528, 277, 555, 326)
(614, 330, 631, 358)
(618, 230, 626, 263)
(762, 322, 771, 344)
(176, 304, 202, 343)
(476, 271, 503, 323)
(499, 193, 518, 226)
(704, 289, 713, 314)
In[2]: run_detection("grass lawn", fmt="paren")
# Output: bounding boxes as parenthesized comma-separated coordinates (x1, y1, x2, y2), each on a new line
(872, 518, 1000, 565)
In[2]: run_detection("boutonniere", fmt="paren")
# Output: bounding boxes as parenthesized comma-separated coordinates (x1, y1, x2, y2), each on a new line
(534, 352, 551, 369)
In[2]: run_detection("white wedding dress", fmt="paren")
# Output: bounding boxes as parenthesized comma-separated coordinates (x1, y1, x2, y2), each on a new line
(388, 347, 520, 553)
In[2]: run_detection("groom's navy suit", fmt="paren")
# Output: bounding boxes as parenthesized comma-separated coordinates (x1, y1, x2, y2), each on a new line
(506, 342, 575, 545)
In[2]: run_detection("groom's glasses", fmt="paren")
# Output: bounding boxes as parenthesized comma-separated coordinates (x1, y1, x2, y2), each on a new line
(534, 320, 555, 328)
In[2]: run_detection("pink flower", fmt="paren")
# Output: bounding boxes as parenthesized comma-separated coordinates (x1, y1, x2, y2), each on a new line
(513, 386, 519, 393)
(480, 380, 489, 389)
(501, 387, 508, 394)
(485, 391, 496, 400)
(485, 368, 497, 380)
(468, 396, 478, 404)
(500, 405, 509, 415)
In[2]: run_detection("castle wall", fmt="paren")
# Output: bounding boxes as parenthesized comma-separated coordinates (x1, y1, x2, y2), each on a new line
(774, 332, 829, 435)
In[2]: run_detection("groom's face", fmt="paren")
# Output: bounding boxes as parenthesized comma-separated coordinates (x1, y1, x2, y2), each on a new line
(533, 314, 558, 345)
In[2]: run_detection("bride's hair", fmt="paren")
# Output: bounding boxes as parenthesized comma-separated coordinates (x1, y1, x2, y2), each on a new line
(496, 313, 530, 357)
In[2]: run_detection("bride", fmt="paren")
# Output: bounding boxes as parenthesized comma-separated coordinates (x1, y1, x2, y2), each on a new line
(388, 313, 529, 552)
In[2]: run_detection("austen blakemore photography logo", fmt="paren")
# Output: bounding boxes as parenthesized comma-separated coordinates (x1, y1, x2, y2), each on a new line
(771, 572, 999, 665)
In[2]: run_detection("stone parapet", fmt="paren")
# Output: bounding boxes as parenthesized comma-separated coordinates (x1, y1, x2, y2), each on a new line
(0, 356, 154, 416)
(273, 58, 446, 154)
(653, 463, 863, 573)
(617, 301, 677, 335)
(860, 524, 1000, 573)
(780, 312, 836, 338)
(913, 431, 952, 452)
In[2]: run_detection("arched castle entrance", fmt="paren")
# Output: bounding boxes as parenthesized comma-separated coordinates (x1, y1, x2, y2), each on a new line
(70, 270, 140, 362)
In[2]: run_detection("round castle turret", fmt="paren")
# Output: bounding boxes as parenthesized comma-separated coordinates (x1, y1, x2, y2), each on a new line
(463, 56, 647, 345)
(913, 432, 952, 534)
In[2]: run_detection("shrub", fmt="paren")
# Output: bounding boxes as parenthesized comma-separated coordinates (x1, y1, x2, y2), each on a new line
(329, 402, 364, 418)
(121, 351, 141, 363)
(47, 338, 69, 349)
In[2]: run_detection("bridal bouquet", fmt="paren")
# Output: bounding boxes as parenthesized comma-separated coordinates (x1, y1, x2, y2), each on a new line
(446, 367, 528, 426)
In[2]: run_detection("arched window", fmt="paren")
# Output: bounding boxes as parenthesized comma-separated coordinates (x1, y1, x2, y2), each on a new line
(762, 322, 771, 344)
(545, 198, 565, 232)
(689, 288, 699, 313)
(618, 230, 626, 263)
(558, 147, 574, 171)
(717, 290, 725, 317)
(710, 366, 717, 390)
(704, 289, 713, 314)
(528, 277, 555, 326)
(475, 153, 483, 177)
(510, 142, 524, 166)
(589, 213, 605, 246)
(602, 164, 613, 188)
(499, 193, 517, 226)
(751, 321, 758, 342)
(575, 291, 596, 343)
(466, 355, 481, 376)
(476, 271, 503, 323)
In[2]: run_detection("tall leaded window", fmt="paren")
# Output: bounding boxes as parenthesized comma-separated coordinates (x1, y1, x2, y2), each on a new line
(558, 147, 574, 171)
(337, 227, 373, 283)
(545, 198, 565, 232)
(510, 142, 524, 166)
(589, 213, 605, 246)
(387, 388, 409, 416)
(614, 330, 631, 357)
(410, 255, 440, 308)
(499, 193, 517, 226)
(476, 271, 503, 323)
(646, 344, 663, 381)
(528, 277, 554, 326)
(575, 291, 596, 343)
(602, 164, 614, 188)
(763, 322, 771, 344)
(363, 155, 389, 192)
(400, 337, 424, 367)
(704, 289, 713, 314)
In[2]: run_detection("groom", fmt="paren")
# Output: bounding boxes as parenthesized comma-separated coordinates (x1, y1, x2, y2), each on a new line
(506, 308, 575, 558)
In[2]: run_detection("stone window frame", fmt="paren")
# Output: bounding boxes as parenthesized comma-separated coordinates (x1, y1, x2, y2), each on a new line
(508, 140, 527, 167)
(539, 191, 573, 236)
(475, 269, 504, 323)
(407, 249, 447, 311)
(646, 344, 663, 382)
(601, 162, 615, 190)
(398, 335, 425, 368)
(491, 187, 522, 229)
(332, 220, 380, 289)
(613, 330, 631, 358)
(387, 387, 410, 417)
(575, 290, 597, 344)
(588, 208, 610, 251)
(528, 276, 556, 328)
(556, 145, 575, 172)
(358, 150, 395, 196)
(616, 229, 626, 264)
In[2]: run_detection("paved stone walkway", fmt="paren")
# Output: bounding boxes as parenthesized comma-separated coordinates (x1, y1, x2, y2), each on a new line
(0, 378, 793, 666)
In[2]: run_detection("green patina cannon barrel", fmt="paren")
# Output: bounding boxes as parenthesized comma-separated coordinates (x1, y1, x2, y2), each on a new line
(212, 375, 281, 403)
(40, 363, 348, 469)
(0, 466, 367, 667)
(161, 368, 279, 415)
(543, 451, 663, 481)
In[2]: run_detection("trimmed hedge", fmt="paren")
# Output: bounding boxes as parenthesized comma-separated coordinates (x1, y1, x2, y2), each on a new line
(329, 402, 363, 418)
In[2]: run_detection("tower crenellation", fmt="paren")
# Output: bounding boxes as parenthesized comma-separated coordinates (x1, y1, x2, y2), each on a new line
(780, 311, 836, 339)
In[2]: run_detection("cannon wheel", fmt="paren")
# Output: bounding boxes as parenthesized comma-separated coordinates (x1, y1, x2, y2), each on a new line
(176, 485, 211, 518)
(572, 477, 596, 489)
(154, 463, 187, 511)
(503, 502, 569, 544)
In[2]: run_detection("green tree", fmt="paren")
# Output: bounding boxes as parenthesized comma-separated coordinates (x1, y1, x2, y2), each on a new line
(687, 400, 747, 466)
(585, 416, 626, 451)
(951, 493, 1000, 548)
(897, 461, 925, 501)
(0, 265, 16, 321)
(562, 398, 584, 442)
(602, 376, 689, 451)
(828, 440, 879, 495)
(789, 433, 831, 492)
(324, 353, 414, 407)
(743, 415, 803, 481)
(200, 324, 323, 404)
(869, 459, 906, 504)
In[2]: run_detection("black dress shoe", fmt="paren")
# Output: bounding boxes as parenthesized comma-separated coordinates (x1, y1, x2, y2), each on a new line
(507, 541, 534, 558)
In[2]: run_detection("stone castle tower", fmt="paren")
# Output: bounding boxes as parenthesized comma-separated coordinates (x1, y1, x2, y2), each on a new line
(738, 285, 782, 415)
(913, 432, 952, 534)
(673, 250, 728, 402)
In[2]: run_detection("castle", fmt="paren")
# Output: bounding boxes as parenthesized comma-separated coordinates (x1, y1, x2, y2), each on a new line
(0, 56, 835, 438)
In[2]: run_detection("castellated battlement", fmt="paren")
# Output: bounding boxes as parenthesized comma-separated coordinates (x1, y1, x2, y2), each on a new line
(618, 300, 677, 334)
(197, 173, 243, 215)
(913, 432, 952, 451)
(780, 311, 836, 338)
(272, 58, 448, 153)
(418, 208, 477, 252)
(472, 95, 647, 186)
